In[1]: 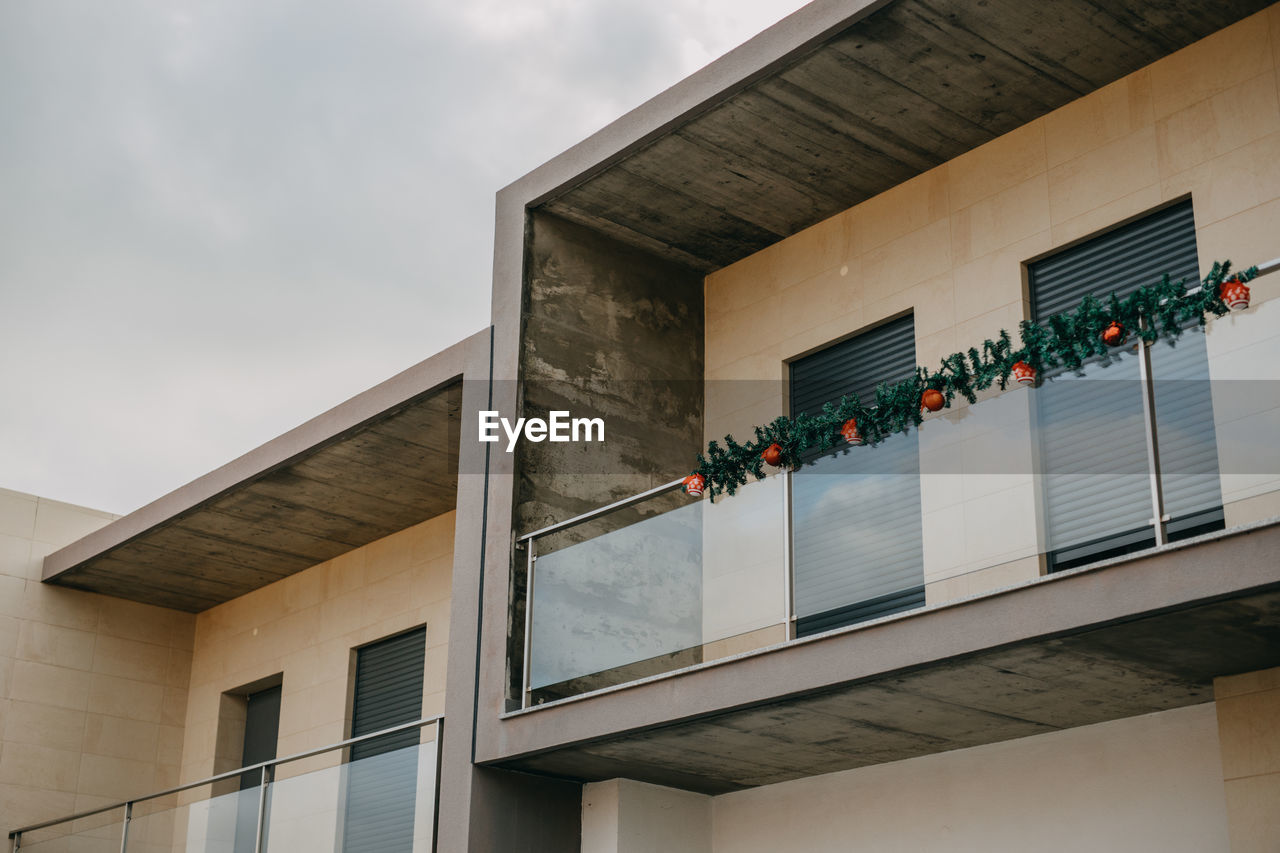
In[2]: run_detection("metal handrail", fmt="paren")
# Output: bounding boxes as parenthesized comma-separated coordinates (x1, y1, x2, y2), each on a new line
(8, 714, 444, 840)
(516, 478, 686, 543)
(516, 476, 691, 707)
(514, 255, 1280, 708)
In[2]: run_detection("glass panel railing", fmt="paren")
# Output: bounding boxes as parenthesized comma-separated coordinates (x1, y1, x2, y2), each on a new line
(524, 472, 787, 705)
(268, 738, 438, 853)
(13, 806, 125, 853)
(1034, 344, 1153, 569)
(125, 783, 250, 853)
(907, 268, 1280, 598)
(793, 429, 924, 636)
(518, 262, 1280, 704)
(916, 370, 1046, 595)
(1151, 325, 1225, 537)
(8, 718, 442, 853)
(1206, 272, 1280, 530)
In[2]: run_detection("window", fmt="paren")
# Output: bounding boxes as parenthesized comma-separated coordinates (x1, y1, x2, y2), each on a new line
(342, 627, 427, 853)
(789, 313, 925, 636)
(209, 678, 282, 853)
(1029, 200, 1223, 571)
(234, 685, 281, 852)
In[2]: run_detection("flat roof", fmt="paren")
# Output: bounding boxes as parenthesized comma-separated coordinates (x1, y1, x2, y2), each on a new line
(42, 329, 487, 612)
(508, 0, 1273, 270)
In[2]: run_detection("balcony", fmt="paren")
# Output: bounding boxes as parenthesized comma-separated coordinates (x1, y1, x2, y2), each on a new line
(513, 262, 1280, 740)
(8, 718, 443, 853)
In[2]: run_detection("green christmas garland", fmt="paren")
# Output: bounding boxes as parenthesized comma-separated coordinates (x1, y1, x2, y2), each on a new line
(691, 260, 1259, 500)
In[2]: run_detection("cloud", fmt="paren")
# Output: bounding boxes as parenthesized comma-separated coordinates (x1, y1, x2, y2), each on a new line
(0, 0, 808, 514)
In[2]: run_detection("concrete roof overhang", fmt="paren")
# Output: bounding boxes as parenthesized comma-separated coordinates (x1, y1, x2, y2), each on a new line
(519, 0, 1274, 271)
(485, 522, 1280, 794)
(42, 331, 487, 613)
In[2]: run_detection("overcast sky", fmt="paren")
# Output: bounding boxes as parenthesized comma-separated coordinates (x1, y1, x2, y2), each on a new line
(0, 0, 809, 515)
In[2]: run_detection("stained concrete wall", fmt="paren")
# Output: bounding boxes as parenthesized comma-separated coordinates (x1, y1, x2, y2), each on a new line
(512, 211, 705, 701)
(710, 703, 1230, 853)
(0, 488, 195, 836)
(517, 210, 706, 528)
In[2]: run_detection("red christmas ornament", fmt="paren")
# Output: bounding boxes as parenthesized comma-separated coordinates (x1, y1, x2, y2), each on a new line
(682, 473, 705, 498)
(840, 418, 864, 446)
(920, 388, 945, 414)
(1221, 278, 1251, 310)
(1011, 361, 1036, 386)
(761, 443, 784, 467)
(1102, 321, 1126, 347)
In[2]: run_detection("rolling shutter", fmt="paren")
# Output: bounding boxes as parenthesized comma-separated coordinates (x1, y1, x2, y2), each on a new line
(1150, 326, 1225, 538)
(790, 314, 925, 636)
(343, 627, 426, 853)
(1029, 201, 1200, 316)
(1032, 355, 1153, 566)
(1029, 200, 1221, 570)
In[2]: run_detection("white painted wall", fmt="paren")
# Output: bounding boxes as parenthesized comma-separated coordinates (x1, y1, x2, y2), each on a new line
(711, 704, 1229, 853)
(583, 778, 712, 853)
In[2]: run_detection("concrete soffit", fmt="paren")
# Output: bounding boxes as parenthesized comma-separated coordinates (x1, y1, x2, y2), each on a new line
(511, 0, 1275, 271)
(41, 329, 490, 613)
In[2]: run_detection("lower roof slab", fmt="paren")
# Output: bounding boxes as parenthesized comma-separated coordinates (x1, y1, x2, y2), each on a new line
(495, 566, 1280, 795)
(40, 331, 485, 612)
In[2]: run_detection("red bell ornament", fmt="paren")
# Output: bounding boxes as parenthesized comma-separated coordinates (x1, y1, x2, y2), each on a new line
(761, 443, 784, 467)
(683, 473, 705, 498)
(840, 418, 864, 446)
(920, 388, 945, 414)
(1011, 361, 1036, 386)
(1221, 278, 1251, 310)
(1102, 321, 1126, 347)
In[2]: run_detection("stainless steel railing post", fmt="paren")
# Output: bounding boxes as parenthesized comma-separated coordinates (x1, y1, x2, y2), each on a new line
(1136, 319, 1168, 547)
(522, 541, 536, 709)
(782, 469, 795, 641)
(7, 716, 443, 844)
(252, 763, 273, 853)
(118, 801, 132, 853)
(430, 718, 445, 853)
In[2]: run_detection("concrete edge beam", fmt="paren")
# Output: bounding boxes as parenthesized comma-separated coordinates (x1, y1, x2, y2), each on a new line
(42, 328, 490, 584)
(474, 519, 1280, 763)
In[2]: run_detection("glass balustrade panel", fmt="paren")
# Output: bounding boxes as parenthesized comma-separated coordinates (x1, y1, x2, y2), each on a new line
(15, 806, 125, 853)
(528, 473, 786, 703)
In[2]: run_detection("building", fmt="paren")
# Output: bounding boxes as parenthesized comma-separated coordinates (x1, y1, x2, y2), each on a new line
(5, 0, 1280, 850)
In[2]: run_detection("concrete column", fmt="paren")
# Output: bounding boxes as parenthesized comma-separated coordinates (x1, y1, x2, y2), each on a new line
(1214, 666, 1280, 852)
(582, 779, 712, 853)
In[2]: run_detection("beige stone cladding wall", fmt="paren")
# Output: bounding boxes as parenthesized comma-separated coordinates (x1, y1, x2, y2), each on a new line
(0, 487, 195, 834)
(703, 7, 1280, 605)
(1214, 666, 1280, 852)
(582, 778, 712, 853)
(178, 510, 455, 786)
(711, 703, 1230, 852)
